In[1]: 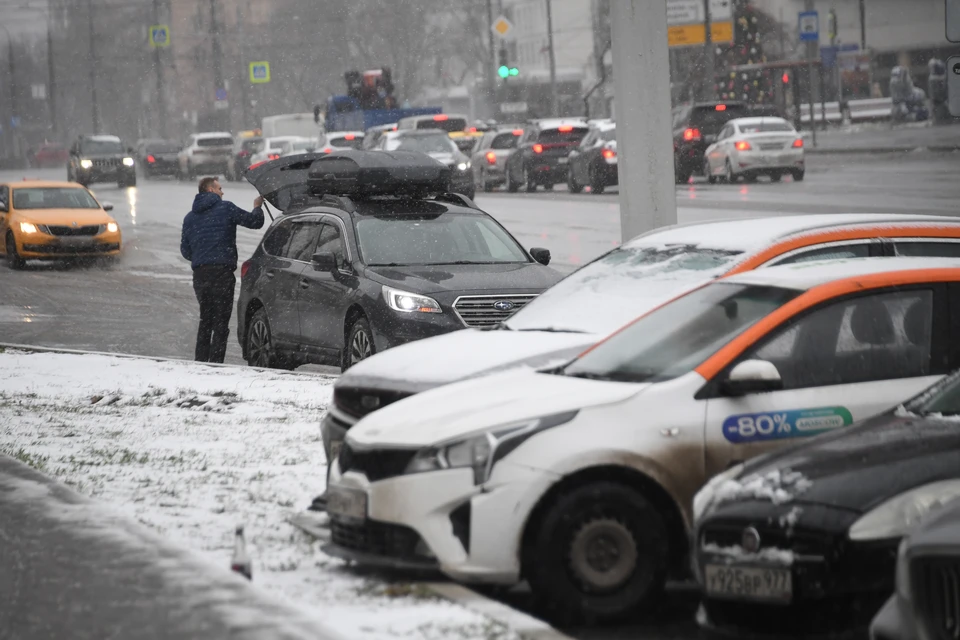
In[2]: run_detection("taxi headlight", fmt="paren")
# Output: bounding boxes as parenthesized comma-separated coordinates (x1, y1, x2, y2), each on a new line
(405, 411, 579, 485)
(122, 157, 135, 167)
(79, 159, 93, 169)
(693, 463, 745, 524)
(19, 222, 39, 234)
(848, 480, 960, 541)
(106, 222, 119, 233)
(382, 285, 441, 314)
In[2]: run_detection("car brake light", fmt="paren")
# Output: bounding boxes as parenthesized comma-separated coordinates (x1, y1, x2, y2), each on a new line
(467, 127, 477, 133)
(241, 260, 251, 278)
(392, 125, 398, 131)
(715, 104, 727, 111)
(147, 155, 156, 163)
(322, 147, 333, 154)
(344, 133, 355, 140)
(486, 151, 497, 164)
(512, 129, 523, 136)
(683, 127, 701, 141)
(433, 114, 448, 121)
(601, 148, 616, 159)
(735, 140, 752, 151)
(557, 125, 573, 132)
(532, 143, 544, 154)
(248, 161, 266, 171)
(268, 153, 280, 160)
(792, 138, 804, 148)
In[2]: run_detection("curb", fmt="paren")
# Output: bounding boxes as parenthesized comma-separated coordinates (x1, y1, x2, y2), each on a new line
(806, 145, 960, 155)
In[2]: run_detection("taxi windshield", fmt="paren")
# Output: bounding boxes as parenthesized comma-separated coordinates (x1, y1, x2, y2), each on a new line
(563, 283, 799, 383)
(387, 135, 457, 154)
(13, 187, 101, 210)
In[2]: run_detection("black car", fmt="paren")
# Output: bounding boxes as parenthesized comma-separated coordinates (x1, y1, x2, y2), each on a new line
(504, 119, 589, 192)
(870, 497, 960, 640)
(672, 101, 750, 184)
(137, 139, 181, 178)
(566, 121, 617, 194)
(238, 150, 560, 371)
(372, 130, 475, 200)
(67, 134, 137, 188)
(694, 367, 960, 640)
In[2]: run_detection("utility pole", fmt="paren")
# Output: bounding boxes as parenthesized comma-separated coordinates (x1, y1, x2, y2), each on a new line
(87, 0, 100, 133)
(702, 0, 714, 101)
(546, 0, 558, 116)
(209, 0, 225, 130)
(805, 0, 817, 146)
(486, 0, 496, 104)
(237, 0, 250, 130)
(4, 29, 16, 157)
(45, 15, 57, 137)
(151, 0, 167, 137)
(610, 0, 676, 240)
(858, 0, 866, 50)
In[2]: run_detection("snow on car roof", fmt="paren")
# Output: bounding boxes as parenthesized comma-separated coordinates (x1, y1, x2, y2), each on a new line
(728, 116, 791, 125)
(86, 135, 121, 142)
(725, 256, 960, 290)
(624, 213, 955, 253)
(194, 131, 232, 139)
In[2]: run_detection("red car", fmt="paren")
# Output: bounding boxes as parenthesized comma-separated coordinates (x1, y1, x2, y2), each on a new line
(30, 143, 69, 168)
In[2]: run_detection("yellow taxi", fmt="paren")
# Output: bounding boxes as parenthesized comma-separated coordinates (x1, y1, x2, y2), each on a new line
(0, 180, 122, 269)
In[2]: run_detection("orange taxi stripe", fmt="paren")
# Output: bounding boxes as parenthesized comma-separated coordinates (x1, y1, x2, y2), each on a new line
(726, 225, 960, 276)
(695, 267, 960, 381)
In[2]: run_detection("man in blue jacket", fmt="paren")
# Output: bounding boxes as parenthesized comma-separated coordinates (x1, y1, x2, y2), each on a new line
(181, 176, 265, 363)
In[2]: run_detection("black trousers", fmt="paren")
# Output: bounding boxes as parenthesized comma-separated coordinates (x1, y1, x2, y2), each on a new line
(192, 265, 236, 363)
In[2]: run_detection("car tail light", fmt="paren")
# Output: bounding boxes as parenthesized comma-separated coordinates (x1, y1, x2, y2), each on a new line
(683, 127, 701, 141)
(467, 127, 477, 133)
(392, 125, 398, 131)
(512, 129, 523, 136)
(735, 140, 752, 151)
(248, 160, 267, 171)
(558, 125, 573, 132)
(715, 104, 727, 111)
(486, 151, 497, 164)
(433, 114, 448, 121)
(147, 155, 156, 163)
(322, 147, 333, 154)
(792, 138, 804, 148)
(344, 133, 355, 140)
(268, 153, 280, 160)
(241, 260, 251, 279)
(532, 143, 544, 154)
(601, 148, 616, 159)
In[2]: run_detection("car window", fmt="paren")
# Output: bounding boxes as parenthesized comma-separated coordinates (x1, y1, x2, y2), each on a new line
(601, 128, 616, 141)
(770, 243, 872, 266)
(327, 134, 363, 149)
(197, 137, 233, 147)
(538, 128, 589, 145)
(748, 289, 933, 390)
(490, 132, 520, 149)
(580, 131, 596, 148)
(316, 222, 346, 268)
(0, 185, 8, 210)
(738, 121, 795, 133)
(894, 241, 960, 258)
(262, 219, 296, 257)
(386, 134, 456, 154)
(690, 106, 750, 134)
(286, 221, 324, 262)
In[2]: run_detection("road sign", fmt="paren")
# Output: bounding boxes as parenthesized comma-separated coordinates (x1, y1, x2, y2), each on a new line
(666, 0, 732, 25)
(149, 25, 170, 48)
(820, 43, 859, 68)
(799, 11, 819, 41)
(215, 88, 228, 101)
(31, 84, 46, 100)
(491, 15, 514, 39)
(668, 21, 733, 47)
(249, 62, 271, 84)
(214, 100, 229, 111)
(500, 101, 528, 114)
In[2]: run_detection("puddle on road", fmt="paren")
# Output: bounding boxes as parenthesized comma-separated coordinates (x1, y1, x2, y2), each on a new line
(0, 305, 50, 323)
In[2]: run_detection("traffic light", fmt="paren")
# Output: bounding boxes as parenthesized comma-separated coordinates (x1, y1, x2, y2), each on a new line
(497, 48, 518, 79)
(498, 65, 510, 79)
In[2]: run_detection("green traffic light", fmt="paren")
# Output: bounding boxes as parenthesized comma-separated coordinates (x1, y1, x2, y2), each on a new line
(509, 67, 519, 76)
(498, 65, 509, 79)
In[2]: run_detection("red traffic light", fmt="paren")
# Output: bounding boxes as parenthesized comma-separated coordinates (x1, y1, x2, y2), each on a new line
(782, 72, 790, 83)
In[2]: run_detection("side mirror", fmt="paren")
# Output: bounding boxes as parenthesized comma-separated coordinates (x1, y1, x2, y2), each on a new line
(721, 359, 783, 396)
(530, 247, 551, 266)
(311, 251, 337, 271)
(102, 202, 114, 212)
(0, 202, 7, 213)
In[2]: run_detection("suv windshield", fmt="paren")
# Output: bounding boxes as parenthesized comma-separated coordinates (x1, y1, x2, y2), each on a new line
(357, 212, 528, 266)
(146, 142, 180, 153)
(328, 135, 364, 149)
(80, 139, 123, 155)
(563, 283, 799, 383)
(387, 134, 457, 154)
(504, 244, 743, 334)
(13, 187, 100, 210)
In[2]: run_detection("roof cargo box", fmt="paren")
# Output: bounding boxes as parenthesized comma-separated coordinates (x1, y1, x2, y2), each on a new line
(307, 150, 450, 198)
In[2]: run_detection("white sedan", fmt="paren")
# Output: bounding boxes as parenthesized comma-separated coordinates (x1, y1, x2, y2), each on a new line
(703, 116, 805, 184)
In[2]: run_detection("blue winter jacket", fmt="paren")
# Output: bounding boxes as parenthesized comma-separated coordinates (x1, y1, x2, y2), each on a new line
(180, 192, 264, 270)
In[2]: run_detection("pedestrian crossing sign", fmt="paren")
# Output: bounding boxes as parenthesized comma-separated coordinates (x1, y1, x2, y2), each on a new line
(149, 25, 170, 48)
(249, 62, 271, 84)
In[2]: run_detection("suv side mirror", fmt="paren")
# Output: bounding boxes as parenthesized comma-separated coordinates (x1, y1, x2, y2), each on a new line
(721, 360, 783, 396)
(530, 247, 551, 266)
(311, 251, 337, 271)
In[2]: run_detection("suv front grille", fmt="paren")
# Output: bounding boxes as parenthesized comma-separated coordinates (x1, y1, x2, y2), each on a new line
(338, 444, 417, 482)
(453, 294, 537, 328)
(913, 556, 960, 640)
(43, 225, 102, 237)
(334, 387, 412, 419)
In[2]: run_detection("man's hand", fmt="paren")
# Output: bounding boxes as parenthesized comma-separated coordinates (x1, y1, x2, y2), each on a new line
(254, 196, 264, 208)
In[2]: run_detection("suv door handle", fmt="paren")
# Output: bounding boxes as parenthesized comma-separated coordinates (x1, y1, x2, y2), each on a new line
(299, 278, 310, 289)
(265, 269, 276, 278)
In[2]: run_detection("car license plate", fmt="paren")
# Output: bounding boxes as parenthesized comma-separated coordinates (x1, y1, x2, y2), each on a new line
(58, 237, 94, 247)
(329, 439, 342, 464)
(704, 564, 792, 602)
(327, 486, 367, 521)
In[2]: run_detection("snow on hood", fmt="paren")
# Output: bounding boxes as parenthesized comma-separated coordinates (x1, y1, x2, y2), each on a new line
(346, 368, 644, 448)
(341, 328, 595, 388)
(714, 469, 813, 506)
(701, 543, 795, 566)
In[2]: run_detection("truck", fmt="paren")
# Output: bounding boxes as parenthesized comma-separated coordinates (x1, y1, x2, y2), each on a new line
(316, 68, 442, 133)
(261, 113, 323, 139)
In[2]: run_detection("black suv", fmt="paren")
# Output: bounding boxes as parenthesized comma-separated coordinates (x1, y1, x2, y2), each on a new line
(504, 119, 589, 192)
(68, 134, 137, 188)
(238, 151, 560, 371)
(672, 101, 750, 184)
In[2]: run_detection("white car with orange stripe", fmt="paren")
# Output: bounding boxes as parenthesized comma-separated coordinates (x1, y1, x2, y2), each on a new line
(326, 257, 960, 624)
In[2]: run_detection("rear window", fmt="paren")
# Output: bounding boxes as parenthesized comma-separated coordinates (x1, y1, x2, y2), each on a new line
(538, 128, 589, 144)
(738, 121, 794, 133)
(197, 137, 233, 147)
(690, 105, 750, 134)
(241, 139, 263, 152)
(490, 133, 520, 150)
(328, 135, 364, 149)
(146, 142, 180, 153)
(414, 117, 468, 133)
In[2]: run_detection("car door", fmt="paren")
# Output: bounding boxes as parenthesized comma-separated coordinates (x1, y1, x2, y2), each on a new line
(257, 217, 311, 346)
(702, 285, 946, 476)
(297, 218, 358, 354)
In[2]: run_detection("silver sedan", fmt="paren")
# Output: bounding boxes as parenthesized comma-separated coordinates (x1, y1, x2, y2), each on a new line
(703, 116, 805, 184)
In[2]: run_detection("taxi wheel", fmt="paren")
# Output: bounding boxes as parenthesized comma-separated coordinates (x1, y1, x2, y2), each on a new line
(343, 317, 376, 372)
(5, 233, 25, 270)
(525, 481, 668, 624)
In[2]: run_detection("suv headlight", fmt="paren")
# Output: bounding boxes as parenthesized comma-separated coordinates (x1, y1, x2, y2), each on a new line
(457, 161, 471, 171)
(79, 159, 93, 169)
(848, 480, 960, 541)
(382, 285, 441, 314)
(122, 157, 135, 167)
(693, 463, 745, 523)
(404, 411, 579, 485)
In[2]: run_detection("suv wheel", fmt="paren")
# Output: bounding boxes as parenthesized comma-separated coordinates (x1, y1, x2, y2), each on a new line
(343, 317, 375, 371)
(506, 166, 520, 192)
(245, 309, 294, 369)
(523, 165, 536, 192)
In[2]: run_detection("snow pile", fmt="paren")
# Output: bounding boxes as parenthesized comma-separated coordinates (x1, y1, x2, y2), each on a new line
(0, 350, 520, 640)
(714, 469, 813, 506)
(778, 506, 803, 530)
(701, 543, 795, 566)
(894, 405, 919, 418)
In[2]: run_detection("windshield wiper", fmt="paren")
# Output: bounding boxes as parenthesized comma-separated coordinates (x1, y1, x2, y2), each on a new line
(422, 260, 504, 265)
(367, 262, 407, 267)
(564, 371, 616, 381)
(517, 327, 588, 334)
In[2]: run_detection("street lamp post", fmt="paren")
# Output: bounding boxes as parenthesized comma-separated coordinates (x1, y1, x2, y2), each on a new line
(0, 24, 18, 158)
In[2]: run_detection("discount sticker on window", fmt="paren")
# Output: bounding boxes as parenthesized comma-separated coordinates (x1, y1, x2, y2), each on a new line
(723, 407, 853, 443)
